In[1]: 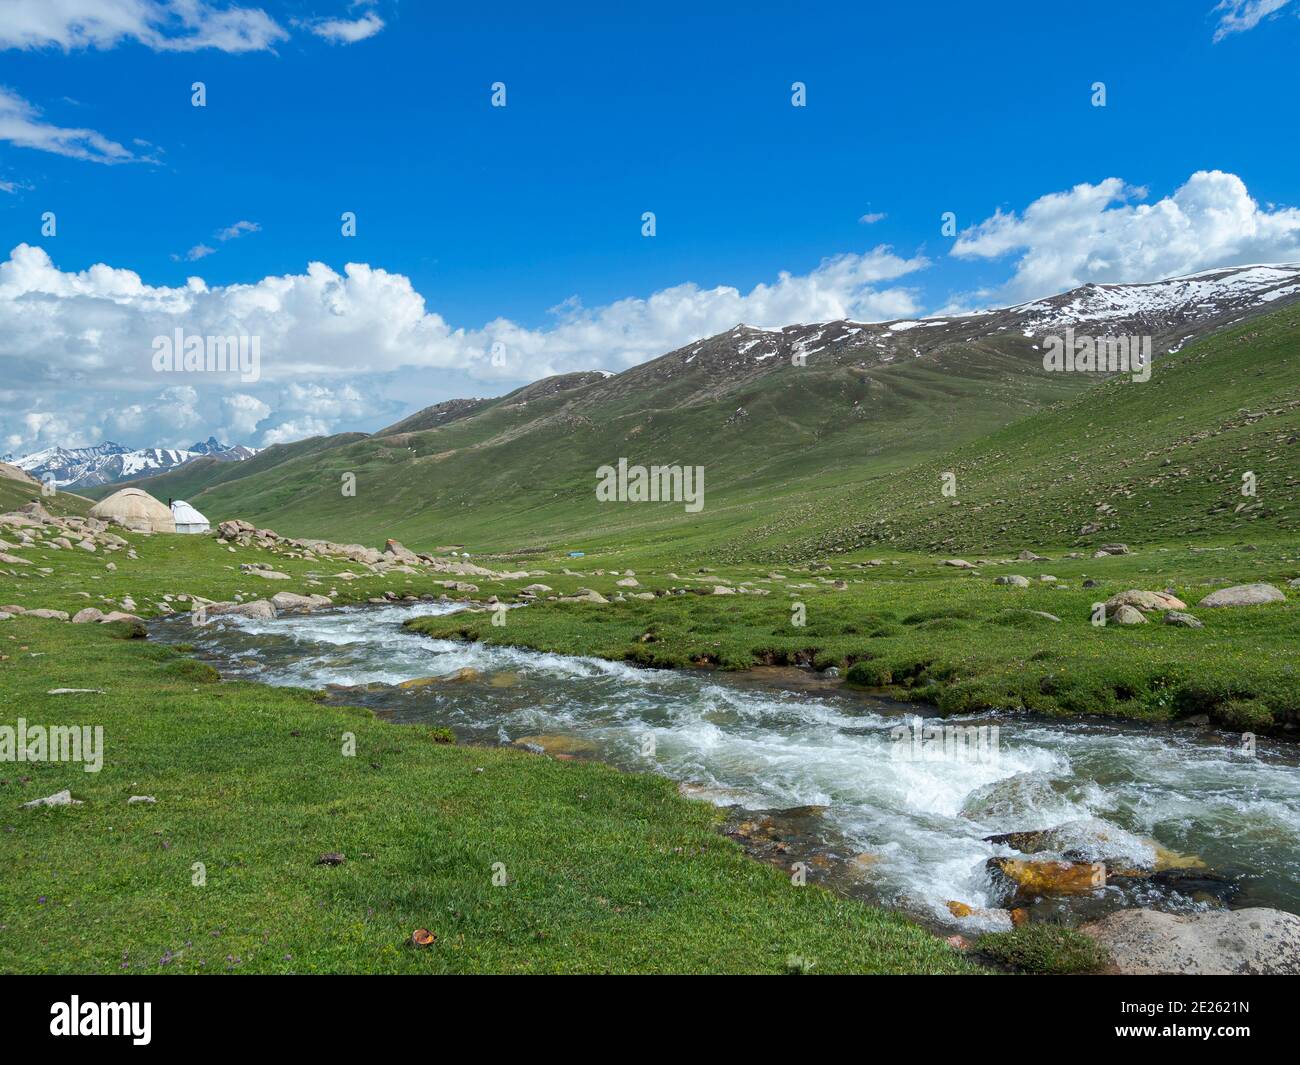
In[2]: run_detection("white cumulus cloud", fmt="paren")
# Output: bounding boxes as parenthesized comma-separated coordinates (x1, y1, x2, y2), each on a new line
(0, 0, 289, 53)
(951, 170, 1300, 302)
(0, 241, 928, 453)
(1212, 0, 1295, 41)
(297, 12, 385, 45)
(0, 86, 149, 164)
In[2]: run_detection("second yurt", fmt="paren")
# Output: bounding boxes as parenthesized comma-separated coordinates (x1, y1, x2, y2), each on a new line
(169, 498, 210, 534)
(89, 487, 177, 533)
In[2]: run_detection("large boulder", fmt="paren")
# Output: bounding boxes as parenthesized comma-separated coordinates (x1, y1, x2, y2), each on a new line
(1105, 589, 1186, 615)
(206, 599, 277, 620)
(1081, 907, 1300, 975)
(383, 539, 421, 563)
(270, 591, 332, 612)
(1198, 583, 1286, 608)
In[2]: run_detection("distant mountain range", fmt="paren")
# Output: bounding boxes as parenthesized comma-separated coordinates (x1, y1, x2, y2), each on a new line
(8, 437, 259, 490)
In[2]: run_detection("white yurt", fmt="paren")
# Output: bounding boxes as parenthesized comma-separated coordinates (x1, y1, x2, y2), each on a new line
(89, 488, 176, 533)
(169, 499, 210, 534)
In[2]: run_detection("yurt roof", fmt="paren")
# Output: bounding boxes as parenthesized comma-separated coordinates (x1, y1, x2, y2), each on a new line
(170, 499, 209, 524)
(89, 487, 176, 531)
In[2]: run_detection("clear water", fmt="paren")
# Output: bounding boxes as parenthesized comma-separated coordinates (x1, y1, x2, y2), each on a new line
(158, 601, 1300, 930)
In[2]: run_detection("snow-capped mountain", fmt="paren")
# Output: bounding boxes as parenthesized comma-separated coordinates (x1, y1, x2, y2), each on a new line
(626, 261, 1300, 391)
(14, 438, 260, 490)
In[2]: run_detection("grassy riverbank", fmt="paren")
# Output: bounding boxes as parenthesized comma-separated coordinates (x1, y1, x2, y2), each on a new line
(3, 507, 1294, 974)
(0, 532, 974, 974)
(411, 537, 1300, 734)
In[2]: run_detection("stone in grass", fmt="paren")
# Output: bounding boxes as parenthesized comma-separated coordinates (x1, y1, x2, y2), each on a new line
(1104, 589, 1186, 615)
(1163, 611, 1203, 629)
(316, 852, 346, 866)
(1197, 583, 1285, 608)
(127, 795, 157, 804)
(1111, 605, 1147, 625)
(994, 575, 1030, 587)
(22, 789, 83, 808)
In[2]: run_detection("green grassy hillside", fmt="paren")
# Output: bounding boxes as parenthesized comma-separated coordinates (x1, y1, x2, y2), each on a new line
(0, 480, 91, 518)
(143, 330, 1092, 554)
(768, 303, 1300, 560)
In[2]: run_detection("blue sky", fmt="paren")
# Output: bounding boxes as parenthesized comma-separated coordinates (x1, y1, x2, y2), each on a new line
(1, 0, 1299, 454)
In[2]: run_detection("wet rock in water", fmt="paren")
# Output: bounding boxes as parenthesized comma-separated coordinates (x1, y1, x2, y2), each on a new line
(961, 773, 1060, 821)
(487, 672, 519, 688)
(207, 599, 277, 620)
(1163, 610, 1203, 628)
(398, 667, 481, 688)
(1081, 907, 1300, 975)
(270, 591, 332, 612)
(988, 857, 1106, 902)
(1197, 582, 1285, 608)
(513, 734, 597, 756)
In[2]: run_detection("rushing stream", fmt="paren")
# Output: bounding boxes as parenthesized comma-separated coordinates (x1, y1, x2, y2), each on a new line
(157, 601, 1300, 931)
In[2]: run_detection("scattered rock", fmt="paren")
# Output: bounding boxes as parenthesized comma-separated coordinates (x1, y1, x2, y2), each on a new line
(1163, 610, 1203, 628)
(46, 688, 106, 695)
(942, 559, 975, 569)
(127, 795, 157, 805)
(22, 789, 82, 808)
(1104, 589, 1186, 615)
(316, 852, 346, 866)
(25, 609, 69, 621)
(994, 575, 1030, 588)
(1111, 605, 1147, 625)
(1197, 583, 1285, 608)
(71, 608, 105, 624)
